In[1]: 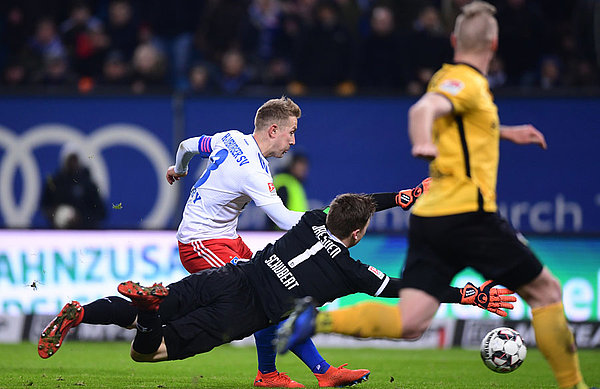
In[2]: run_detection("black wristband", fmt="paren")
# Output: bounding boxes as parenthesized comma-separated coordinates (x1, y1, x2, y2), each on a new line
(439, 287, 462, 303)
(369, 192, 398, 212)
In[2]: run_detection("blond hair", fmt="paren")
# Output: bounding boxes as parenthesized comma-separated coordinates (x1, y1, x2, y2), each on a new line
(254, 96, 301, 131)
(453, 1, 497, 53)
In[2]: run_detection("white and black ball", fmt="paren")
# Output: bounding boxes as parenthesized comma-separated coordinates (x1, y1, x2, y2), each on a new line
(480, 327, 527, 373)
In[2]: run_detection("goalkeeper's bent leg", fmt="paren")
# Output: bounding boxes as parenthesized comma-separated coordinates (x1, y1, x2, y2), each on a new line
(130, 310, 169, 362)
(316, 302, 403, 338)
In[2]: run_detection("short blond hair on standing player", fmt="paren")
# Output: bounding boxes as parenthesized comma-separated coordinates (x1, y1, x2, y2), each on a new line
(453, 1, 498, 54)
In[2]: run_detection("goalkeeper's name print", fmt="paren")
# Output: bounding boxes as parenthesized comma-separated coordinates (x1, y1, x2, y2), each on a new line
(264, 254, 300, 290)
(311, 225, 342, 258)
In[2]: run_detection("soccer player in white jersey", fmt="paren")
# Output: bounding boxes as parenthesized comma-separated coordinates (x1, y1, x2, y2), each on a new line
(165, 97, 368, 388)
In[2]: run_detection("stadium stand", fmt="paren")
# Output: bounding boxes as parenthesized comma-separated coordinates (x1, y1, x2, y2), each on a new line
(0, 0, 598, 96)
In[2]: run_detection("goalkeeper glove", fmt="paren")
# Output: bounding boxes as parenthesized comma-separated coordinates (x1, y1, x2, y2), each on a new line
(459, 280, 517, 317)
(396, 177, 432, 210)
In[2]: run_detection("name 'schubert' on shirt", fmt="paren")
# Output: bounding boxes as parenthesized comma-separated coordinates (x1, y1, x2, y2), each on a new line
(265, 254, 300, 290)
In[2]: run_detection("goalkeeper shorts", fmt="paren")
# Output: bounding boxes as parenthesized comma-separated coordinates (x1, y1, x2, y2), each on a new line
(161, 264, 269, 360)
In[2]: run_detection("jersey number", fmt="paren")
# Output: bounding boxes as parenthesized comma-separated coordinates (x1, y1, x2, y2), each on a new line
(191, 149, 228, 203)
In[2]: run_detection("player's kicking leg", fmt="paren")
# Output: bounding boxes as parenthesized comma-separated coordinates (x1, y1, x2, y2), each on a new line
(253, 325, 305, 388)
(277, 298, 371, 387)
(313, 364, 370, 388)
(254, 316, 371, 388)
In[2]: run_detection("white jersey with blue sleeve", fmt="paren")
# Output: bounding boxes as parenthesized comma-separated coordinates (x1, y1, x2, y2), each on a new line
(176, 130, 283, 242)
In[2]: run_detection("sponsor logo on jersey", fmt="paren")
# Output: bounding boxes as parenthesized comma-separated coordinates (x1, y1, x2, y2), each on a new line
(439, 79, 465, 96)
(368, 265, 385, 280)
(268, 183, 276, 192)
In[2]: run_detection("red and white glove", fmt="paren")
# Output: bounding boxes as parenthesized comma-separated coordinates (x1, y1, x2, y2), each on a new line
(459, 280, 517, 317)
(395, 177, 431, 210)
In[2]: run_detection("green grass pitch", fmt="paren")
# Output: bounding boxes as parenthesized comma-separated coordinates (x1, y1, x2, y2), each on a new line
(1, 342, 599, 388)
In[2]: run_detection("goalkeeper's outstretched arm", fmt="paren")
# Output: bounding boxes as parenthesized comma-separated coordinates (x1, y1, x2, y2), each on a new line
(370, 177, 431, 212)
(379, 278, 516, 317)
(311, 280, 516, 340)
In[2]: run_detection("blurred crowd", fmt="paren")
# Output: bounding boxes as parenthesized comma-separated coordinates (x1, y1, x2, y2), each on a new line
(1, 0, 598, 96)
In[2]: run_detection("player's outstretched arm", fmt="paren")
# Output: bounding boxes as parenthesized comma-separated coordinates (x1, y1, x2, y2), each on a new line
(275, 281, 517, 353)
(380, 278, 515, 318)
(500, 124, 547, 149)
(458, 280, 517, 317)
(369, 177, 431, 212)
(395, 177, 431, 210)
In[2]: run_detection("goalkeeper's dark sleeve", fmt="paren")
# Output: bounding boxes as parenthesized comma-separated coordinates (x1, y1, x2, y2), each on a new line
(438, 287, 462, 303)
(378, 277, 462, 303)
(370, 193, 398, 212)
(378, 277, 404, 297)
(370, 178, 431, 211)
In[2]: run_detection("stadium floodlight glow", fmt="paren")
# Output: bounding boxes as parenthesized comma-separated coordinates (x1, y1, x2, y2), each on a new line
(0, 124, 176, 228)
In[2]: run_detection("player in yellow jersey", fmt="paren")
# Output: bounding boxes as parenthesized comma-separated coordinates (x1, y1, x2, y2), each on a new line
(277, 2, 592, 389)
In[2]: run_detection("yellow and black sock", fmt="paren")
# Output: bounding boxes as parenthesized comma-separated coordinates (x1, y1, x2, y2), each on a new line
(316, 302, 402, 338)
(531, 302, 587, 389)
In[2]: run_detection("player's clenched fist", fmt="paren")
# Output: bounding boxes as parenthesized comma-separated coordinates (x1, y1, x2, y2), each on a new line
(166, 165, 187, 185)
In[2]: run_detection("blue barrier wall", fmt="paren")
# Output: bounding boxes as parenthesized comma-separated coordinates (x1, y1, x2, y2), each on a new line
(0, 97, 176, 229)
(1, 96, 598, 232)
(183, 97, 600, 233)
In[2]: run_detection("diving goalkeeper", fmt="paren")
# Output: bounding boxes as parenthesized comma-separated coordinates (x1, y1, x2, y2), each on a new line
(39, 191, 515, 386)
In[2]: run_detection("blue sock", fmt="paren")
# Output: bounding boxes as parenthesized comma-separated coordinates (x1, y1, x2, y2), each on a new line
(254, 325, 278, 374)
(288, 329, 330, 374)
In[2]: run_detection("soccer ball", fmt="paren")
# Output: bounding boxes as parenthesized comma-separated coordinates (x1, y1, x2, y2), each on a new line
(480, 327, 527, 373)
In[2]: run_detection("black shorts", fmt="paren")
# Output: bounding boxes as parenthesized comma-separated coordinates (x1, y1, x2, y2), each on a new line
(158, 264, 270, 360)
(402, 212, 543, 300)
